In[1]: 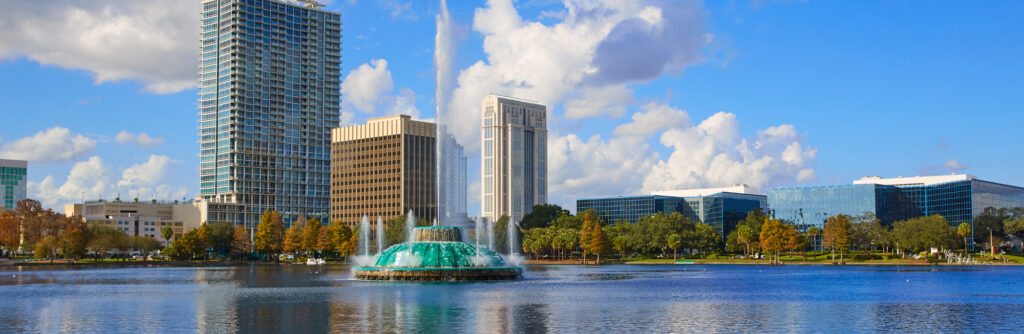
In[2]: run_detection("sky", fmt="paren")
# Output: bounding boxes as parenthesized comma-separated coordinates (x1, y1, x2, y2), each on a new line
(1, 0, 1022, 216)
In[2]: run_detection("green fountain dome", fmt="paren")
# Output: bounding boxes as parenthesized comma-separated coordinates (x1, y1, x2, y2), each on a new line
(373, 242, 505, 267)
(354, 226, 523, 281)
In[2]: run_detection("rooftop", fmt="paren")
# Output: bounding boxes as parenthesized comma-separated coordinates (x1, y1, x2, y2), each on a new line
(853, 174, 975, 186)
(652, 184, 760, 197)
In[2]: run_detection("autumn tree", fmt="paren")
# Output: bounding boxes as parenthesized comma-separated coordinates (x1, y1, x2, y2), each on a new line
(759, 219, 787, 264)
(579, 211, 595, 264)
(329, 221, 354, 261)
(823, 215, 852, 264)
(195, 224, 213, 261)
(588, 220, 609, 265)
(255, 210, 284, 260)
(283, 223, 304, 255)
(231, 225, 251, 260)
(207, 222, 235, 258)
(302, 218, 322, 254)
(0, 211, 20, 257)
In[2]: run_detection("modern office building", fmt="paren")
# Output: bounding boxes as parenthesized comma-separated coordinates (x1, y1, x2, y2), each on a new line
(481, 95, 548, 223)
(577, 185, 767, 240)
(0, 159, 27, 212)
(330, 115, 437, 228)
(769, 174, 1024, 249)
(197, 0, 342, 228)
(438, 129, 469, 226)
(70, 200, 202, 243)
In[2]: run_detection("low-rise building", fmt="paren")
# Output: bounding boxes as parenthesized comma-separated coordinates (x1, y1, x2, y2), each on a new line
(768, 174, 1024, 250)
(0, 159, 28, 212)
(71, 200, 205, 244)
(577, 185, 767, 240)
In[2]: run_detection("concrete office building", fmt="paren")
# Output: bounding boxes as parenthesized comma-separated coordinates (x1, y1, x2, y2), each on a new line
(0, 159, 27, 212)
(197, 0, 342, 228)
(481, 95, 548, 223)
(330, 115, 437, 228)
(577, 185, 767, 240)
(769, 174, 1024, 249)
(69, 200, 203, 244)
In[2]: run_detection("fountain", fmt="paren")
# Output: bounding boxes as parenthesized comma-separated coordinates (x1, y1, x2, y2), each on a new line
(406, 210, 416, 243)
(354, 226, 523, 281)
(376, 216, 384, 253)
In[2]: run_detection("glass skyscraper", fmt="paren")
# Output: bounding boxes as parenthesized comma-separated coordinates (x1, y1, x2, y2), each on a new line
(0, 159, 27, 212)
(576, 192, 767, 240)
(769, 175, 1024, 249)
(199, 0, 341, 227)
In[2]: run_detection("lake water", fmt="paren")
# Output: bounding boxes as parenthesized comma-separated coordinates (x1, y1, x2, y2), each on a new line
(1, 264, 1022, 333)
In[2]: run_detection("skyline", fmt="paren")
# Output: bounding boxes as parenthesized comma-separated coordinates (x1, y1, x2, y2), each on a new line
(1, 0, 1022, 216)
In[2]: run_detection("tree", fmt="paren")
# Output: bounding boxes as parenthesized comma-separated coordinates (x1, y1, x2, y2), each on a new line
(329, 221, 355, 261)
(850, 213, 881, 257)
(1005, 217, 1024, 251)
(579, 211, 595, 264)
(231, 225, 251, 260)
(34, 235, 59, 261)
(88, 226, 127, 260)
(302, 218, 322, 254)
(167, 229, 204, 261)
(316, 226, 332, 255)
(135, 236, 163, 260)
(283, 223, 304, 254)
(823, 215, 853, 264)
(384, 214, 430, 247)
(736, 225, 756, 258)
(957, 223, 972, 254)
(806, 226, 821, 253)
(207, 222, 235, 258)
(759, 219, 787, 264)
(255, 210, 285, 260)
(0, 211, 20, 257)
(974, 208, 1006, 250)
(667, 234, 681, 260)
(494, 216, 510, 254)
(693, 223, 721, 257)
(15, 199, 46, 252)
(588, 220, 609, 265)
(893, 215, 955, 254)
(161, 226, 174, 246)
(521, 204, 569, 229)
(195, 224, 213, 261)
(552, 212, 583, 230)
(61, 223, 89, 260)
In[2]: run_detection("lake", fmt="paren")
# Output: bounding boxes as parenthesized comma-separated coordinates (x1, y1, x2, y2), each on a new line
(1, 264, 1022, 333)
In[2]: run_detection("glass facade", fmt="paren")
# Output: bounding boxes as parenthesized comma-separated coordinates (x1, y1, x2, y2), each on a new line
(769, 179, 1024, 250)
(577, 192, 767, 240)
(198, 0, 341, 227)
(0, 160, 28, 211)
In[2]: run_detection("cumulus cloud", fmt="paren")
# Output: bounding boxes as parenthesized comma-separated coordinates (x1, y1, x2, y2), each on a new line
(446, 0, 710, 151)
(545, 110, 818, 210)
(921, 158, 969, 175)
(943, 158, 967, 172)
(29, 155, 187, 209)
(0, 127, 96, 163)
(613, 101, 690, 137)
(115, 131, 165, 147)
(341, 59, 422, 118)
(0, 1, 200, 93)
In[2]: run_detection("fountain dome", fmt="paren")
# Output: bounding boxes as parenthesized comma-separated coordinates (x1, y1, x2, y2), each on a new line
(355, 226, 522, 281)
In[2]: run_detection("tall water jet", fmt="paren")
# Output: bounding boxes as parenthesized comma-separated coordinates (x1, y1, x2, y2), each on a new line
(376, 216, 384, 254)
(475, 217, 484, 246)
(405, 210, 416, 244)
(433, 218, 439, 227)
(359, 215, 370, 257)
(507, 221, 518, 257)
(487, 219, 495, 250)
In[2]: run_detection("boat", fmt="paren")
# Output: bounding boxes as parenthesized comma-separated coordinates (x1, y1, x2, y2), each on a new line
(305, 258, 326, 265)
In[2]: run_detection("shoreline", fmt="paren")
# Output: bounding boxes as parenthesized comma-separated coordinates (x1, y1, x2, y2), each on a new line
(525, 259, 1024, 266)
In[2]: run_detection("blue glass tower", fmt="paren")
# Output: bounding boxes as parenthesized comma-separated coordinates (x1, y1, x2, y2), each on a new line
(0, 159, 27, 212)
(576, 192, 767, 240)
(198, 0, 341, 227)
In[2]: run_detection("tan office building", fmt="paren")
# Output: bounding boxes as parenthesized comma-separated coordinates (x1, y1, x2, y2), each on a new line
(330, 115, 437, 227)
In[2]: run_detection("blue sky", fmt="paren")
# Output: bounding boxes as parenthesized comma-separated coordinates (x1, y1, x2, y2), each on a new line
(1, 0, 1021, 215)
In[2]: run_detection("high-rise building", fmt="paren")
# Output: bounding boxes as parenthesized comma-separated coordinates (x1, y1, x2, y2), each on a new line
(769, 174, 1024, 250)
(438, 129, 468, 225)
(330, 115, 437, 227)
(0, 159, 27, 212)
(577, 185, 767, 240)
(198, 0, 341, 227)
(481, 95, 548, 223)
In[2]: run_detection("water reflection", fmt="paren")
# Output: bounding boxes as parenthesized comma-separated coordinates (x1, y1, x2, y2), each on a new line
(0, 264, 1023, 332)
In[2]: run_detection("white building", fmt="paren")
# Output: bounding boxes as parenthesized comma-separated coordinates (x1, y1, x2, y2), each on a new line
(481, 94, 548, 222)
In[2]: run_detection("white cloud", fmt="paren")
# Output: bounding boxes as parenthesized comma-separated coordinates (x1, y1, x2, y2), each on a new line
(29, 155, 188, 209)
(115, 131, 165, 147)
(0, 127, 96, 163)
(0, 1, 200, 94)
(118, 155, 174, 188)
(341, 59, 422, 118)
(943, 158, 967, 172)
(640, 112, 818, 193)
(446, 0, 710, 152)
(613, 101, 690, 137)
(547, 133, 658, 209)
(30, 156, 111, 208)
